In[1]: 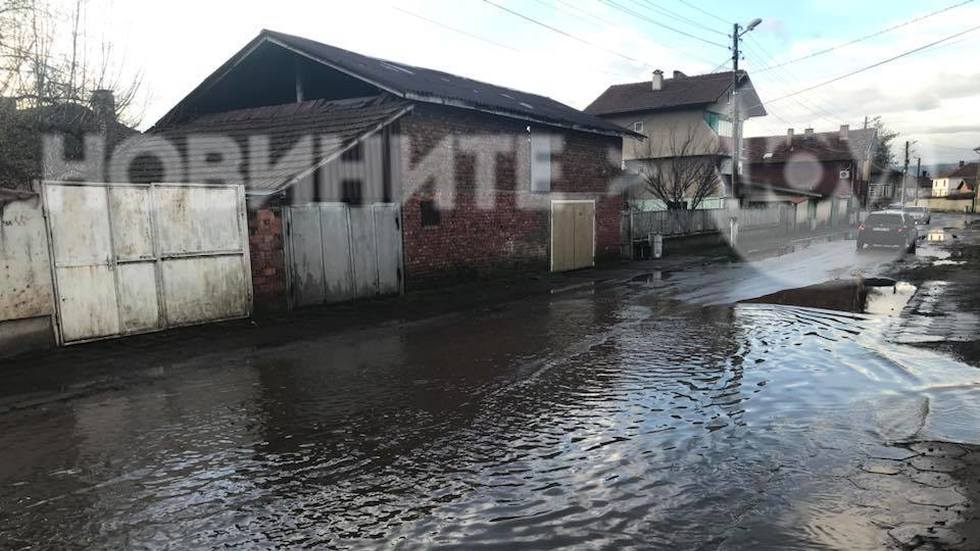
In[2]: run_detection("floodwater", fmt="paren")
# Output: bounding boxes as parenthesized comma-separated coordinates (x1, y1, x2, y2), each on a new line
(2, 229, 980, 549)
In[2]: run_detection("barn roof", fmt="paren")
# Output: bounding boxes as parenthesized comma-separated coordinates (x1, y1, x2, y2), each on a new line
(153, 29, 635, 139)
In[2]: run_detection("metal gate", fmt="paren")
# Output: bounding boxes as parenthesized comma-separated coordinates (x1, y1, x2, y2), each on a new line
(284, 203, 402, 308)
(551, 200, 595, 272)
(42, 182, 252, 344)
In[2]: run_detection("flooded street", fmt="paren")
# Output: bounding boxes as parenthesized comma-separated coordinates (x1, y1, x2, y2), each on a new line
(2, 215, 980, 549)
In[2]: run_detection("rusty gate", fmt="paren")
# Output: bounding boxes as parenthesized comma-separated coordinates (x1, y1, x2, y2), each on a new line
(284, 203, 402, 308)
(42, 181, 252, 344)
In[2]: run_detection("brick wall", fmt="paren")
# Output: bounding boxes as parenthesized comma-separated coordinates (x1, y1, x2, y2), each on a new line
(398, 104, 624, 287)
(247, 207, 287, 312)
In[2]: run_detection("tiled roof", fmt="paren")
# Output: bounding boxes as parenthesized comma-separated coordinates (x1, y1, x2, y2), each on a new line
(128, 95, 411, 193)
(942, 161, 978, 178)
(154, 30, 633, 139)
(584, 71, 766, 117)
(744, 128, 877, 164)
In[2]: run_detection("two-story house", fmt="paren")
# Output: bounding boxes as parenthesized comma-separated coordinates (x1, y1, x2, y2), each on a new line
(585, 70, 766, 210)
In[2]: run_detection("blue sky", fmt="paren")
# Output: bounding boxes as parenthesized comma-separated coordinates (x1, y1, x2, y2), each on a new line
(82, 0, 980, 164)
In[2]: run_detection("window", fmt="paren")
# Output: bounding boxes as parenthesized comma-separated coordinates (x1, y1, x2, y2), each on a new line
(704, 112, 733, 138)
(341, 179, 363, 204)
(341, 142, 362, 162)
(530, 132, 551, 193)
(420, 199, 441, 226)
(632, 121, 644, 133)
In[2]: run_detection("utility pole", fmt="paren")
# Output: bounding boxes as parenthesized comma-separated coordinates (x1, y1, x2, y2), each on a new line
(902, 141, 910, 208)
(729, 18, 761, 206)
(915, 157, 921, 203)
(731, 23, 740, 204)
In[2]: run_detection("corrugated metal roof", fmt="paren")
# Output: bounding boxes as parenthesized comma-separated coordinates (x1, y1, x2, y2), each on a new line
(131, 95, 411, 194)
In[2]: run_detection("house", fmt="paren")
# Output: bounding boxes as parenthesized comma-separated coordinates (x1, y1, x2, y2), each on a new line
(933, 161, 978, 197)
(742, 126, 877, 225)
(585, 70, 766, 210)
(128, 29, 634, 312)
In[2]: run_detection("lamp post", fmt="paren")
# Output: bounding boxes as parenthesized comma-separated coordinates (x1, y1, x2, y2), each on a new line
(973, 146, 980, 214)
(730, 18, 762, 204)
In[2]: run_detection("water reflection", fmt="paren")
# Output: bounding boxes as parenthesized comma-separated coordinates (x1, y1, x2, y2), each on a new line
(1, 284, 979, 548)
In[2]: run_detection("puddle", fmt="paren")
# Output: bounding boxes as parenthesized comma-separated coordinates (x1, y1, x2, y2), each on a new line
(742, 277, 916, 315)
(630, 270, 674, 284)
(933, 259, 966, 266)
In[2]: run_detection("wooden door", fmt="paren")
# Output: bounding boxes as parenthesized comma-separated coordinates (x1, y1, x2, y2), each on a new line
(551, 200, 595, 272)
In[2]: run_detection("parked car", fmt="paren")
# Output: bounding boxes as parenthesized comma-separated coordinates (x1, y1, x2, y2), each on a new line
(857, 211, 919, 252)
(905, 206, 931, 225)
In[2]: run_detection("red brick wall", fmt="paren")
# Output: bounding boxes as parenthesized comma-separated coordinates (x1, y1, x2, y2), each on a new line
(399, 104, 624, 287)
(247, 207, 287, 312)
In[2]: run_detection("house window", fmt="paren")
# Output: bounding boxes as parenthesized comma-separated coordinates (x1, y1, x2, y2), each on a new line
(341, 142, 362, 162)
(341, 179, 363, 204)
(632, 121, 644, 133)
(704, 112, 733, 137)
(530, 132, 551, 193)
(420, 199, 440, 226)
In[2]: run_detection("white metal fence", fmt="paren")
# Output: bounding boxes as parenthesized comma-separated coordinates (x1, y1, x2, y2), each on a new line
(629, 205, 792, 239)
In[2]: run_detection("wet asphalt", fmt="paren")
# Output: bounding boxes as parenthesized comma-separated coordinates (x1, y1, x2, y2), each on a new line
(1, 214, 979, 550)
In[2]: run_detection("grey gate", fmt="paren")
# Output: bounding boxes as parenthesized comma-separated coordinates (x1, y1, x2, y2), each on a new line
(284, 203, 403, 308)
(42, 182, 252, 344)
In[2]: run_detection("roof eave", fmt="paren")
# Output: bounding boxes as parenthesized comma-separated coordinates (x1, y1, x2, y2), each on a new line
(402, 91, 636, 139)
(246, 103, 415, 197)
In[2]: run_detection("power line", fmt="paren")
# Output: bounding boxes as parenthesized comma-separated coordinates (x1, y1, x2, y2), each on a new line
(600, 0, 729, 48)
(539, 0, 718, 65)
(393, 7, 519, 52)
(743, 38, 843, 125)
(756, 0, 975, 73)
(752, 22, 980, 110)
(630, 0, 728, 36)
(395, 5, 639, 80)
(674, 0, 729, 26)
(481, 0, 650, 65)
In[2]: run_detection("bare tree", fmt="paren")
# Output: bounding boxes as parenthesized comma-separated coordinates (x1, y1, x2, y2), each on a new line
(632, 125, 724, 229)
(0, 0, 143, 123)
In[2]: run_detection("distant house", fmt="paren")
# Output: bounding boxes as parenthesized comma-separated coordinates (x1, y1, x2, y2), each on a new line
(933, 161, 977, 197)
(742, 126, 877, 226)
(585, 70, 766, 210)
(0, 91, 135, 193)
(0, 91, 137, 357)
(135, 30, 635, 312)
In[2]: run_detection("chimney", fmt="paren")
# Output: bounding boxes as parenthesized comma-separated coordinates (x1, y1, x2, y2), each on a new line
(652, 70, 664, 91)
(673, 70, 687, 79)
(804, 127, 814, 140)
(786, 128, 794, 147)
(89, 89, 116, 133)
(839, 124, 849, 141)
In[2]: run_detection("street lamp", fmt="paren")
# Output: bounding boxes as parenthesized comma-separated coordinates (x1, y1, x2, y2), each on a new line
(973, 145, 980, 214)
(730, 18, 762, 204)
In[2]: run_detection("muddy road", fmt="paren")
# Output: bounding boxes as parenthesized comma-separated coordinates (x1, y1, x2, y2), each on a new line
(1, 214, 979, 549)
